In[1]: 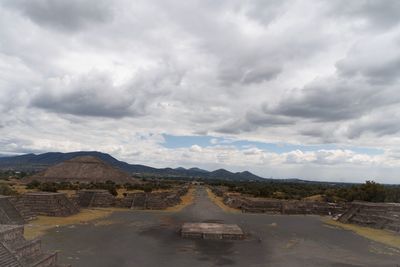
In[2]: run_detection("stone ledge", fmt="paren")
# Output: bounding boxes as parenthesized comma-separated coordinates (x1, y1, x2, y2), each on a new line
(181, 223, 244, 240)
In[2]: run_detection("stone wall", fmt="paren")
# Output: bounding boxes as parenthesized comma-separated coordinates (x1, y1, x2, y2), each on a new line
(19, 192, 79, 217)
(0, 224, 69, 267)
(339, 201, 400, 232)
(8, 197, 36, 222)
(78, 190, 115, 208)
(0, 196, 25, 225)
(220, 191, 346, 216)
(116, 186, 189, 210)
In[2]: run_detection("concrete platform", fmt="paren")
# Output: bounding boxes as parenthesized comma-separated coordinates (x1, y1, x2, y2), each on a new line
(181, 223, 244, 240)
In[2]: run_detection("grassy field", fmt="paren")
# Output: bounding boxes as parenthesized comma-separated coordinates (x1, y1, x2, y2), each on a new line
(24, 208, 117, 240)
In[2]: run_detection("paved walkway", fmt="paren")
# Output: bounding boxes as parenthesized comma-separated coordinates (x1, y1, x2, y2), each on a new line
(41, 186, 400, 267)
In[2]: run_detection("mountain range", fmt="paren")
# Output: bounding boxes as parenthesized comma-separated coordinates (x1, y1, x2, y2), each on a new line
(0, 151, 266, 181)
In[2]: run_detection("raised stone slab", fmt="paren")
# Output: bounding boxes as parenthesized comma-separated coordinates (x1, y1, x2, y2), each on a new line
(181, 223, 244, 240)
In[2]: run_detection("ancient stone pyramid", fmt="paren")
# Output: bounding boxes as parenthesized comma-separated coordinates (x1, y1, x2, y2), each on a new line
(27, 156, 133, 184)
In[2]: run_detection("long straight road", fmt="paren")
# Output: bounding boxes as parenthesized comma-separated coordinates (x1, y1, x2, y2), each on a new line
(42, 186, 400, 266)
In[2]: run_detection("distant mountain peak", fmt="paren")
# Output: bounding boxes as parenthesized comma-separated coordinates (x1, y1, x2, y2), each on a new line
(0, 151, 266, 182)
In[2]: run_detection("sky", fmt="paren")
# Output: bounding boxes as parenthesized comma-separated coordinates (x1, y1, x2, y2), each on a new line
(1, 0, 400, 183)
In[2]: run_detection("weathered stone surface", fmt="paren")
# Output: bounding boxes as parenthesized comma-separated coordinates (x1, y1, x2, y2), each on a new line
(181, 223, 244, 240)
(19, 192, 79, 217)
(339, 201, 400, 232)
(8, 197, 36, 222)
(0, 196, 25, 225)
(218, 189, 346, 215)
(75, 186, 190, 210)
(116, 186, 189, 210)
(0, 225, 68, 267)
(78, 190, 115, 208)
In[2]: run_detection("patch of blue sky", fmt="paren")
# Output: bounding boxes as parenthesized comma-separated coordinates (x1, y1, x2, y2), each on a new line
(162, 134, 214, 148)
(161, 134, 383, 155)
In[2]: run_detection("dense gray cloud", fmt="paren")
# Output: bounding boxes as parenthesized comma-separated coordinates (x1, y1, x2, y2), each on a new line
(31, 72, 145, 118)
(225, 23, 400, 140)
(4, 0, 112, 31)
(1, 0, 400, 182)
(330, 0, 400, 29)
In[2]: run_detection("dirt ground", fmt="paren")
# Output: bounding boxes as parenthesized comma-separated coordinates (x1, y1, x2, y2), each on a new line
(39, 186, 400, 267)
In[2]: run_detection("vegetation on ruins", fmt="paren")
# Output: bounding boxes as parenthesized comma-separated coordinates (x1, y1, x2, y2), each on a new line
(24, 179, 179, 196)
(0, 170, 31, 180)
(0, 183, 17, 195)
(124, 181, 173, 192)
(207, 180, 400, 203)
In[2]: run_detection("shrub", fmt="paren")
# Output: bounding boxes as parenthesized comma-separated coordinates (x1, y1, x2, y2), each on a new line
(0, 184, 17, 196)
(26, 180, 41, 189)
(39, 182, 58, 192)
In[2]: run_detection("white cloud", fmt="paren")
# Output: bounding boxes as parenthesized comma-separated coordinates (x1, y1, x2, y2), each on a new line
(1, 0, 400, 182)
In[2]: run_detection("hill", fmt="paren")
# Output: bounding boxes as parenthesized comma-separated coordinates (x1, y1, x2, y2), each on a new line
(0, 151, 266, 181)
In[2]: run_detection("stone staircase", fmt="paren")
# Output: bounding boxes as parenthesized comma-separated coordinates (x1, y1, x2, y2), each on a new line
(338, 201, 400, 232)
(78, 190, 114, 208)
(0, 197, 25, 225)
(20, 193, 79, 217)
(0, 225, 68, 267)
(8, 198, 36, 222)
(77, 191, 95, 207)
(339, 205, 360, 223)
(0, 242, 21, 267)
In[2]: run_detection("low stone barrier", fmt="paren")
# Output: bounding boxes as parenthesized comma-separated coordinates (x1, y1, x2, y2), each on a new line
(78, 189, 115, 208)
(0, 224, 68, 266)
(19, 192, 79, 217)
(78, 186, 189, 210)
(339, 201, 400, 232)
(122, 189, 185, 210)
(220, 191, 346, 216)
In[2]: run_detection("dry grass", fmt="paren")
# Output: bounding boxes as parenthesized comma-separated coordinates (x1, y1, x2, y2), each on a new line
(206, 188, 240, 213)
(116, 188, 128, 198)
(58, 190, 77, 197)
(302, 194, 324, 202)
(11, 184, 35, 194)
(165, 187, 195, 212)
(322, 217, 400, 249)
(24, 208, 116, 240)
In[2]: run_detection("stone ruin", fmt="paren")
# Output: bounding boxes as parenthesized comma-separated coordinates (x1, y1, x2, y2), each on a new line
(0, 224, 68, 267)
(18, 192, 79, 217)
(117, 186, 189, 210)
(212, 187, 346, 216)
(181, 223, 244, 240)
(0, 185, 189, 222)
(212, 186, 400, 232)
(0, 196, 26, 225)
(339, 201, 400, 232)
(0, 186, 190, 266)
(75, 186, 189, 210)
(78, 190, 115, 208)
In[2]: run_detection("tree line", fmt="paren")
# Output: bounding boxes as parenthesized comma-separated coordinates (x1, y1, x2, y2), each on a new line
(207, 180, 400, 203)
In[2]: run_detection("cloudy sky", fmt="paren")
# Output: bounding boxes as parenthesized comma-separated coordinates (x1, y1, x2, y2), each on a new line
(1, 0, 400, 183)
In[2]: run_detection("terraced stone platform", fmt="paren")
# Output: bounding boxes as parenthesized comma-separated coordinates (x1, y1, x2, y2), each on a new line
(181, 223, 244, 240)
(0, 225, 68, 267)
